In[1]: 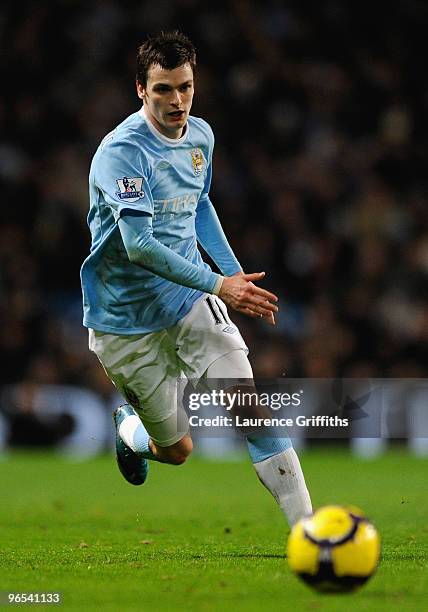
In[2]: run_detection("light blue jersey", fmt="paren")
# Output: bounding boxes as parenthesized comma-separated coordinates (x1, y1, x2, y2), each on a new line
(81, 108, 241, 334)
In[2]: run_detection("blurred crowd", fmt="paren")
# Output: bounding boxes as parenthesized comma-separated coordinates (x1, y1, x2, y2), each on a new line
(1, 1, 427, 452)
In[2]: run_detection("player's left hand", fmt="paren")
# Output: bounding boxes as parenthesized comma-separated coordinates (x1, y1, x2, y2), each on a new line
(233, 271, 276, 325)
(219, 270, 278, 325)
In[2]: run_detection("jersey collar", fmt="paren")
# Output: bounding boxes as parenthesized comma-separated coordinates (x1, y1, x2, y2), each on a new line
(139, 106, 188, 146)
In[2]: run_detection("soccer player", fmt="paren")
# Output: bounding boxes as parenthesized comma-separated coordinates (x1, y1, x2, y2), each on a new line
(81, 31, 312, 526)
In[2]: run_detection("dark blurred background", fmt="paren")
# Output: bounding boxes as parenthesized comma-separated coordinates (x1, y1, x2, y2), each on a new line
(1, 1, 427, 455)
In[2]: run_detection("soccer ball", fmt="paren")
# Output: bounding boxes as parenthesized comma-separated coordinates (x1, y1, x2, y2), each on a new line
(287, 505, 381, 593)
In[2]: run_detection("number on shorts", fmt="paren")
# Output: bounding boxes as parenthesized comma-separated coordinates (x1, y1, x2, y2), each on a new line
(205, 296, 230, 325)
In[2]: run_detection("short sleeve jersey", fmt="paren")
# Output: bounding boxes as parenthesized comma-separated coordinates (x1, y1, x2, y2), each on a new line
(80, 108, 216, 334)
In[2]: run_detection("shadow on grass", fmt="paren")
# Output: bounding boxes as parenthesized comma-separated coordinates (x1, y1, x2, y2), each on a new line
(191, 553, 286, 560)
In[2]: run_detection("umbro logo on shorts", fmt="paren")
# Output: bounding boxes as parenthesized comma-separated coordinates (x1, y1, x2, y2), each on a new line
(222, 326, 236, 334)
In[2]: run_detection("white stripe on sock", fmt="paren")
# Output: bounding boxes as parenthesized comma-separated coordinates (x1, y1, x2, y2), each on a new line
(253, 447, 312, 526)
(118, 415, 142, 452)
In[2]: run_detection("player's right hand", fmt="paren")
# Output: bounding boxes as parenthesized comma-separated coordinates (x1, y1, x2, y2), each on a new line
(218, 272, 279, 325)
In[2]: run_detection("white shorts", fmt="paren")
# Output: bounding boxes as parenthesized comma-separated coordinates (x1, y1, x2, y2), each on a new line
(88, 295, 248, 446)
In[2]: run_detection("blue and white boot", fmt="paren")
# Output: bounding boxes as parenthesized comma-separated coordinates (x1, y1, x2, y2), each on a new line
(113, 404, 149, 486)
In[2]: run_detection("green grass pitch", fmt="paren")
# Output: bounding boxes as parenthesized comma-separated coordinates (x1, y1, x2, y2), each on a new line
(0, 447, 427, 611)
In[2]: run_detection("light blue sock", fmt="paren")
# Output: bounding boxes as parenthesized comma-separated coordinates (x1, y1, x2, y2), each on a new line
(119, 415, 158, 461)
(246, 435, 293, 463)
(132, 426, 158, 461)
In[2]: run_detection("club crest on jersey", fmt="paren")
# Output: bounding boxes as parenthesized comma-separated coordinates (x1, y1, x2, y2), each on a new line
(116, 177, 144, 201)
(190, 148, 205, 176)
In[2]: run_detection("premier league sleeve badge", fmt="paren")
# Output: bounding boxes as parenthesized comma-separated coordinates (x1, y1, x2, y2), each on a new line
(116, 177, 145, 201)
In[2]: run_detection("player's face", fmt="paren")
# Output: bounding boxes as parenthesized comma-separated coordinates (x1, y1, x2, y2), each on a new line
(137, 63, 194, 139)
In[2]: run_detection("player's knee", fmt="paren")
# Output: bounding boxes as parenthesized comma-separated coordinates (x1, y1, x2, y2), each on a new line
(165, 436, 193, 465)
(167, 452, 188, 465)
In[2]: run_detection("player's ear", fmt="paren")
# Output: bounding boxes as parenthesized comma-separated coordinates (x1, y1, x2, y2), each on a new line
(136, 80, 146, 101)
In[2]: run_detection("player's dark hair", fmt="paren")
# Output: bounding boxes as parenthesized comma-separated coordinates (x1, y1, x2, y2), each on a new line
(136, 30, 197, 86)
